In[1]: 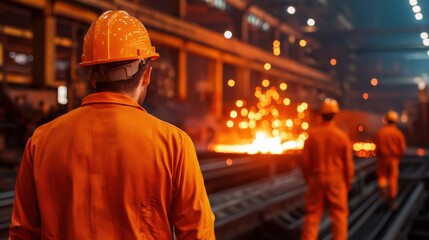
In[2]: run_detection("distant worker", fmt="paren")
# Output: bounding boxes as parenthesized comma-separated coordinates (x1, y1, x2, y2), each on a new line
(9, 10, 215, 240)
(300, 98, 354, 240)
(375, 110, 406, 209)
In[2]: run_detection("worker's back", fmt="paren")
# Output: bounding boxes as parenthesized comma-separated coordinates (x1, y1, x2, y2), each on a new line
(303, 122, 351, 175)
(375, 124, 406, 158)
(11, 92, 214, 240)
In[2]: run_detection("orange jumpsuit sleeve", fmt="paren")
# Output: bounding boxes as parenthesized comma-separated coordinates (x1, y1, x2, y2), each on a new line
(170, 134, 215, 240)
(343, 136, 354, 190)
(9, 139, 41, 240)
(300, 136, 312, 183)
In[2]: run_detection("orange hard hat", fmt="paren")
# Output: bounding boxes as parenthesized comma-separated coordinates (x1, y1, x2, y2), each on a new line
(80, 10, 159, 67)
(321, 98, 340, 114)
(385, 110, 398, 123)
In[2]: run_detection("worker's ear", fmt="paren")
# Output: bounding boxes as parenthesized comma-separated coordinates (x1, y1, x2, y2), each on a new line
(141, 66, 152, 87)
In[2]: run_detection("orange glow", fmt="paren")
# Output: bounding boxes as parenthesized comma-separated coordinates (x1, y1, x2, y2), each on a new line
(226, 120, 234, 128)
(330, 58, 337, 66)
(298, 112, 305, 119)
(297, 105, 304, 113)
(358, 125, 364, 132)
(208, 131, 305, 154)
(241, 108, 249, 116)
(262, 79, 270, 87)
(228, 79, 235, 87)
(273, 49, 281, 56)
(280, 83, 288, 90)
(353, 142, 376, 152)
(301, 102, 308, 109)
(283, 98, 291, 106)
(286, 119, 293, 128)
(249, 120, 256, 129)
(230, 110, 238, 118)
(301, 122, 309, 130)
(273, 40, 280, 46)
(239, 121, 249, 129)
(272, 129, 280, 136)
(226, 158, 233, 166)
(371, 78, 378, 86)
(264, 63, 271, 70)
(299, 39, 307, 47)
(236, 100, 244, 107)
(363, 92, 369, 100)
(417, 148, 425, 156)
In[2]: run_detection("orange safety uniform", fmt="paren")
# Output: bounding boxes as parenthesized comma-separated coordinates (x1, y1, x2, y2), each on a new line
(9, 92, 215, 240)
(300, 121, 354, 240)
(375, 124, 406, 199)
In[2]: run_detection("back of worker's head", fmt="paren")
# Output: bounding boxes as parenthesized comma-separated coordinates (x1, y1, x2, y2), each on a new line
(320, 98, 339, 122)
(384, 110, 399, 124)
(79, 10, 159, 93)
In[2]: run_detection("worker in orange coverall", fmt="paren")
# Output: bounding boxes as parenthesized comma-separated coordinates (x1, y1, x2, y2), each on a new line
(9, 10, 215, 240)
(300, 98, 354, 240)
(375, 110, 406, 209)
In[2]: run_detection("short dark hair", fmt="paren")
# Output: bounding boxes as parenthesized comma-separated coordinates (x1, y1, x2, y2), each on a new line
(321, 113, 335, 121)
(91, 60, 148, 93)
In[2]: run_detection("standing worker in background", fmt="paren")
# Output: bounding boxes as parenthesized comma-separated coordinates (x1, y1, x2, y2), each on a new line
(375, 110, 406, 210)
(300, 98, 354, 240)
(9, 10, 215, 240)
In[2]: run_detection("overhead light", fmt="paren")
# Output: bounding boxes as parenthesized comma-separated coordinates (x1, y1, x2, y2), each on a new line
(423, 38, 429, 46)
(299, 39, 307, 47)
(409, 0, 418, 6)
(413, 5, 421, 13)
(421, 32, 428, 39)
(415, 13, 423, 20)
(224, 30, 232, 39)
(307, 18, 316, 26)
(287, 6, 296, 14)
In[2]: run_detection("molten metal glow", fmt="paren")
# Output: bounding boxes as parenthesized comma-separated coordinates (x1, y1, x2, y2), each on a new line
(209, 132, 304, 154)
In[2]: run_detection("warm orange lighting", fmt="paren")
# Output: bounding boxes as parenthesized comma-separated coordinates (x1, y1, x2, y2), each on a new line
(249, 120, 256, 129)
(226, 120, 234, 128)
(228, 79, 235, 87)
(370, 78, 378, 86)
(286, 119, 293, 128)
(230, 110, 238, 118)
(236, 100, 244, 107)
(330, 58, 337, 66)
(301, 122, 309, 130)
(273, 40, 280, 46)
(264, 63, 272, 70)
(272, 119, 281, 128)
(262, 79, 270, 87)
(298, 112, 305, 119)
(297, 105, 304, 113)
(283, 98, 291, 106)
(273, 49, 281, 56)
(417, 148, 425, 156)
(239, 121, 249, 129)
(353, 142, 376, 152)
(301, 102, 307, 109)
(241, 108, 249, 116)
(299, 39, 307, 47)
(358, 125, 364, 132)
(363, 92, 369, 100)
(280, 83, 288, 90)
(226, 158, 233, 166)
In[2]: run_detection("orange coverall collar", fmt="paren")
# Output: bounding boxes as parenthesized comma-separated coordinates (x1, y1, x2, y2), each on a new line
(81, 92, 147, 112)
